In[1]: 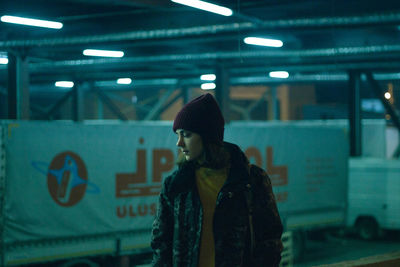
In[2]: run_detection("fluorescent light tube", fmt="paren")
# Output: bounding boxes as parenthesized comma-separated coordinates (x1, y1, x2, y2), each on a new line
(171, 0, 233, 16)
(0, 58, 8, 64)
(55, 81, 74, 88)
(244, 37, 283, 47)
(200, 74, 216, 81)
(83, 49, 124, 58)
(1, 15, 63, 29)
(201, 83, 216, 90)
(117, 78, 132, 84)
(269, 71, 289, 79)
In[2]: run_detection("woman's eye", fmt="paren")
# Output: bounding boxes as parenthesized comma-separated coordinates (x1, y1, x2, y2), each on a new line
(183, 133, 191, 137)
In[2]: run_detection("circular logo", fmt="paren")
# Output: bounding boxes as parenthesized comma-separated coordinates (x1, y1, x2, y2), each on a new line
(47, 151, 88, 207)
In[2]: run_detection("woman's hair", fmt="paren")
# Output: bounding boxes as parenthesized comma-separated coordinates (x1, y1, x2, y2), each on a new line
(177, 140, 230, 169)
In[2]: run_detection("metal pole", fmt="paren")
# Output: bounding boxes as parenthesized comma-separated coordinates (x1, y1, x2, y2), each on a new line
(7, 53, 30, 119)
(348, 71, 362, 157)
(268, 86, 279, 120)
(215, 64, 230, 122)
(72, 82, 84, 122)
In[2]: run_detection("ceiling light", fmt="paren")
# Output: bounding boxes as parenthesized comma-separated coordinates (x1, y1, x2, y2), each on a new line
(171, 0, 233, 16)
(269, 71, 289, 79)
(83, 49, 124, 58)
(200, 74, 216, 81)
(117, 78, 132, 84)
(384, 92, 391, 100)
(244, 37, 283, 47)
(1, 15, 63, 29)
(0, 58, 8, 64)
(55, 81, 74, 88)
(201, 83, 216, 90)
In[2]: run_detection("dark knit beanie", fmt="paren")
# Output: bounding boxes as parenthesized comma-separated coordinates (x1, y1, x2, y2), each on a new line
(173, 93, 225, 144)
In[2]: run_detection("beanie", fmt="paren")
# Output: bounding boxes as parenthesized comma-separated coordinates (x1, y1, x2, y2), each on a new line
(173, 93, 225, 144)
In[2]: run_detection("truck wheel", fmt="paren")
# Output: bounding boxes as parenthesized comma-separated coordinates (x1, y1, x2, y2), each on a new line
(357, 218, 378, 240)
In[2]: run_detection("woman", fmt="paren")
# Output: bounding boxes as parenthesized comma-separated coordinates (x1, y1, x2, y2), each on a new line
(151, 93, 283, 267)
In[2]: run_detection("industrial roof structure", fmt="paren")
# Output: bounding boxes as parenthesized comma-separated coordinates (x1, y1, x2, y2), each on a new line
(0, 0, 400, 126)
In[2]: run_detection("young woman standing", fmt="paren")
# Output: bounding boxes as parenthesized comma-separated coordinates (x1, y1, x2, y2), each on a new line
(151, 93, 283, 267)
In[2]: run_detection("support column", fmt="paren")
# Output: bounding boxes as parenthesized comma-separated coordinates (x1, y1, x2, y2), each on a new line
(348, 71, 362, 157)
(268, 86, 279, 120)
(215, 64, 230, 122)
(7, 53, 30, 119)
(182, 86, 191, 104)
(72, 82, 84, 122)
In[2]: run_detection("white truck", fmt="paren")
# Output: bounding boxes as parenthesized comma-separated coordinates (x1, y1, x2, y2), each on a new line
(0, 120, 349, 266)
(347, 158, 400, 240)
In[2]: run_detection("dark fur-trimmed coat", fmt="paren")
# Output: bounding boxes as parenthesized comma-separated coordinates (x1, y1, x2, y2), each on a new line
(151, 142, 283, 267)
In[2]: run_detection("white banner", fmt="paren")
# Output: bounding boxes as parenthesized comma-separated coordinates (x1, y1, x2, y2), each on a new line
(227, 122, 348, 216)
(3, 120, 348, 243)
(4, 121, 177, 243)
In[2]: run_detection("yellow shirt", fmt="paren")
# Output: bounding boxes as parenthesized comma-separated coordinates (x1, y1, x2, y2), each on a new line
(195, 167, 228, 267)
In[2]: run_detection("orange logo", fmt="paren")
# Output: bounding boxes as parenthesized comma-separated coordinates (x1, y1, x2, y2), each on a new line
(116, 146, 174, 198)
(47, 151, 88, 207)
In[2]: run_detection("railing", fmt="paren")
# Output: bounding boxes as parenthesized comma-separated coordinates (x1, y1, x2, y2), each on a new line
(280, 231, 294, 267)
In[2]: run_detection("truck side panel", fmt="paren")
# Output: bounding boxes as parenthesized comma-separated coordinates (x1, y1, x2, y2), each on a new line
(2, 121, 349, 265)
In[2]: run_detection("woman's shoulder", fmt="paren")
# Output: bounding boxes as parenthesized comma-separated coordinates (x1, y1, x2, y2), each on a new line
(249, 164, 271, 185)
(161, 165, 196, 196)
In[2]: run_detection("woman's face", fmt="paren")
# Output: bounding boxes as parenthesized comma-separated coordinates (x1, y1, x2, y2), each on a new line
(176, 129, 204, 162)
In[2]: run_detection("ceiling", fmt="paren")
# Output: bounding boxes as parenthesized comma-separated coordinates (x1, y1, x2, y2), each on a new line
(1, 0, 400, 90)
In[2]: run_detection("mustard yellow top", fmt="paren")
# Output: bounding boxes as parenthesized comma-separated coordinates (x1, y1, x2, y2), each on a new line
(195, 167, 228, 267)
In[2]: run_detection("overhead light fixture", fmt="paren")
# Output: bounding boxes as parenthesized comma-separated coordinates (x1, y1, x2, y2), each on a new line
(55, 81, 74, 88)
(384, 92, 391, 100)
(0, 58, 8, 64)
(117, 78, 132, 84)
(171, 0, 233, 16)
(201, 83, 216, 90)
(83, 49, 124, 58)
(244, 37, 283, 48)
(200, 74, 216, 81)
(1, 15, 63, 29)
(269, 71, 289, 79)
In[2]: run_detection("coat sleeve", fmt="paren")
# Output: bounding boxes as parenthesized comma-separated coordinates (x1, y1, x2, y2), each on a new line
(151, 178, 174, 267)
(250, 165, 284, 267)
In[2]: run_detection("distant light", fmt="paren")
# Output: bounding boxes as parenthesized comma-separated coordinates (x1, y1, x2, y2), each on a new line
(83, 49, 124, 58)
(269, 71, 289, 79)
(0, 58, 8, 64)
(171, 0, 233, 16)
(201, 83, 216, 90)
(1, 15, 63, 29)
(55, 81, 74, 88)
(200, 74, 216, 81)
(244, 37, 283, 48)
(117, 78, 132, 84)
(384, 92, 391, 99)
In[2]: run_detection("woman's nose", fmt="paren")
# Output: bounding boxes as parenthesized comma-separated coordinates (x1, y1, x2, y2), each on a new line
(176, 135, 184, 147)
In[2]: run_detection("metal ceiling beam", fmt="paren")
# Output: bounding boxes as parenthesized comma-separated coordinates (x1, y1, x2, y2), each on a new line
(1, 12, 400, 48)
(92, 86, 128, 120)
(4, 61, 399, 83)
(59, 0, 171, 8)
(24, 44, 400, 70)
